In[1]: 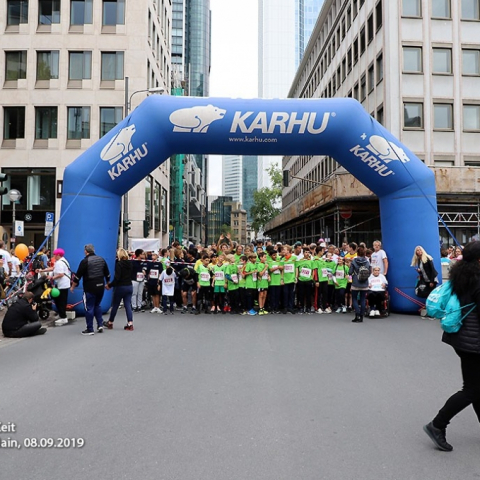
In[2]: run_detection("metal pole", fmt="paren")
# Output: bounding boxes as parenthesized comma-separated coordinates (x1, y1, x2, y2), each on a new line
(186, 171, 190, 246)
(123, 76, 129, 249)
(12, 201, 16, 250)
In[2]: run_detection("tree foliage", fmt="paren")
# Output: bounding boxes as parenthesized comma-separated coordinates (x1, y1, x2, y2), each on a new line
(250, 164, 282, 234)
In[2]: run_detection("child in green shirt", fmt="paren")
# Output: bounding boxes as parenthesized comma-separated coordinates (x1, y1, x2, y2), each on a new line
(257, 252, 270, 315)
(268, 251, 283, 313)
(196, 254, 212, 314)
(243, 254, 258, 315)
(296, 250, 315, 313)
(212, 255, 227, 314)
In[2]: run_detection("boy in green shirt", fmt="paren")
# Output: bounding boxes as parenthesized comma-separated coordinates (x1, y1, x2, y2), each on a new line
(296, 249, 316, 314)
(212, 255, 227, 314)
(257, 252, 270, 315)
(237, 255, 248, 314)
(196, 254, 212, 314)
(243, 254, 258, 315)
(225, 254, 240, 314)
(268, 251, 283, 313)
(281, 245, 297, 314)
(333, 256, 349, 313)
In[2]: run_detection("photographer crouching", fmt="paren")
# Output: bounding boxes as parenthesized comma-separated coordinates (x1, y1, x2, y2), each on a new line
(2, 292, 46, 338)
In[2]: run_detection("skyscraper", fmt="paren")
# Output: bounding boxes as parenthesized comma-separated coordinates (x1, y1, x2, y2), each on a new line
(242, 156, 258, 223)
(223, 155, 243, 202)
(258, 0, 324, 187)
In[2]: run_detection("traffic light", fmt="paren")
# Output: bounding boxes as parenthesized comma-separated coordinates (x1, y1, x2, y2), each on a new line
(282, 169, 290, 187)
(0, 173, 8, 195)
(143, 219, 150, 238)
(123, 219, 131, 233)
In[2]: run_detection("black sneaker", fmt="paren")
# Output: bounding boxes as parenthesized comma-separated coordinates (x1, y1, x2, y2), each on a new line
(81, 329, 94, 336)
(97, 326, 104, 333)
(181, 307, 187, 314)
(423, 422, 453, 452)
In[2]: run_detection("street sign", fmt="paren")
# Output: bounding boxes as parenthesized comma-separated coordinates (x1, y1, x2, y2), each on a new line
(45, 212, 54, 236)
(15, 220, 24, 237)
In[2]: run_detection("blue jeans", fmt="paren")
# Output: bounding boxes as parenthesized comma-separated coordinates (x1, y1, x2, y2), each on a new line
(352, 290, 367, 316)
(109, 285, 133, 323)
(162, 295, 174, 312)
(83, 289, 105, 331)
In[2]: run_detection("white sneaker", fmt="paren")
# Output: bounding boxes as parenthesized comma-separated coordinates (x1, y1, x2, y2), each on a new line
(369, 310, 375, 317)
(324, 307, 332, 314)
(316, 308, 324, 314)
(55, 318, 68, 326)
(375, 310, 381, 316)
(335, 307, 342, 313)
(150, 307, 160, 313)
(342, 306, 347, 313)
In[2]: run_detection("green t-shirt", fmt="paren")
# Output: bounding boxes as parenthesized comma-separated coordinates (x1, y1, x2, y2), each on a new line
(333, 264, 349, 289)
(316, 258, 330, 282)
(226, 263, 240, 291)
(269, 260, 283, 286)
(213, 264, 226, 287)
(197, 264, 211, 287)
(281, 255, 297, 284)
(244, 262, 258, 289)
(257, 262, 269, 289)
(324, 259, 336, 285)
(297, 259, 315, 282)
(237, 263, 247, 288)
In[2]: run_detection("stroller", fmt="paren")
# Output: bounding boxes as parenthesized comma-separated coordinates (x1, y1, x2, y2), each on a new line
(27, 274, 54, 320)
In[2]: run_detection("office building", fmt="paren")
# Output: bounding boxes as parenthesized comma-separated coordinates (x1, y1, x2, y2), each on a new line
(258, 0, 324, 188)
(0, 0, 172, 249)
(242, 155, 258, 223)
(266, 0, 480, 247)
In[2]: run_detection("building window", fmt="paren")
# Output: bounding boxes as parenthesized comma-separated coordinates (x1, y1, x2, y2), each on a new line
(404, 102, 423, 128)
(463, 104, 480, 131)
(360, 75, 367, 101)
(402, 0, 421, 16)
(5, 51, 27, 80)
(432, 0, 451, 18)
(101, 52, 124, 80)
(103, 0, 125, 25)
(68, 51, 92, 80)
(7, 0, 29, 25)
(67, 107, 90, 139)
(434, 103, 453, 130)
(3, 107, 25, 139)
(367, 13, 374, 43)
(377, 105, 384, 125)
(368, 63, 375, 92)
(36, 51, 59, 80)
(35, 107, 58, 139)
(376, 53, 383, 83)
(99, 107, 122, 137)
(462, 0, 480, 20)
(462, 49, 480, 74)
(70, 0, 93, 25)
(403, 46, 423, 72)
(39, 0, 61, 24)
(432, 48, 452, 73)
(360, 27, 366, 54)
(375, 0, 383, 30)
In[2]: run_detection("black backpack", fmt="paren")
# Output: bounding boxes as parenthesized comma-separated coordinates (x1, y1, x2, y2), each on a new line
(32, 256, 45, 271)
(355, 261, 370, 282)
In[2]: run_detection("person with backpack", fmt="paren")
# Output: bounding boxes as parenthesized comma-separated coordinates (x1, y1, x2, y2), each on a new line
(423, 241, 480, 452)
(349, 246, 371, 323)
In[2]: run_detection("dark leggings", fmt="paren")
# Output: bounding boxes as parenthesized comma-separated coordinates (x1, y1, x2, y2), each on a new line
(55, 288, 69, 319)
(297, 281, 313, 310)
(4, 321, 45, 338)
(433, 349, 480, 429)
(318, 282, 329, 309)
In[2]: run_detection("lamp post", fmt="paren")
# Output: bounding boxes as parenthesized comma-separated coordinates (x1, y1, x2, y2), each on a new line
(122, 76, 165, 249)
(8, 189, 22, 249)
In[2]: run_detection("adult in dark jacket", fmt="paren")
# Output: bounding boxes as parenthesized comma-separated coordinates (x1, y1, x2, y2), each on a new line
(2, 292, 46, 338)
(349, 246, 371, 323)
(423, 241, 480, 452)
(411, 245, 438, 298)
(71, 243, 110, 335)
(104, 248, 134, 330)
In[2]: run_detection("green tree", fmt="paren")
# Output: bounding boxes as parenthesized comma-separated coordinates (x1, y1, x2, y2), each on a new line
(250, 164, 282, 234)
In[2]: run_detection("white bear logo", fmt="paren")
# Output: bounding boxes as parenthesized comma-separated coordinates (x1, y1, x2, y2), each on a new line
(169, 105, 226, 133)
(101, 124, 137, 165)
(366, 135, 410, 163)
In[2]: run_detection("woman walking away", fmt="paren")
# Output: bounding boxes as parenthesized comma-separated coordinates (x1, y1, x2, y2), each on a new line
(104, 248, 134, 331)
(423, 241, 480, 452)
(349, 246, 370, 322)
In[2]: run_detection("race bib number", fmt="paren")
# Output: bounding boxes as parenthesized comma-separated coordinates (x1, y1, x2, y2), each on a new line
(300, 267, 311, 278)
(335, 270, 345, 279)
(262, 271, 269, 280)
(252, 272, 257, 281)
(136, 272, 145, 282)
(284, 264, 294, 273)
(231, 273, 238, 283)
(215, 271, 225, 281)
(322, 268, 328, 277)
(273, 269, 281, 274)
(163, 276, 174, 285)
(200, 272, 210, 282)
(149, 269, 159, 279)
(370, 278, 383, 291)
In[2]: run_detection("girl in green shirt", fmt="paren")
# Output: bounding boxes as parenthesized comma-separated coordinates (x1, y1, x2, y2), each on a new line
(257, 252, 270, 315)
(296, 250, 316, 313)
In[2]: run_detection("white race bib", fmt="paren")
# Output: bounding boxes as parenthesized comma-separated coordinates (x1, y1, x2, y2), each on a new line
(262, 271, 269, 280)
(231, 273, 238, 283)
(335, 270, 345, 279)
(200, 272, 210, 282)
(321, 268, 328, 276)
(136, 272, 145, 282)
(252, 272, 257, 281)
(284, 264, 294, 273)
(149, 269, 159, 279)
(370, 277, 383, 291)
(163, 276, 174, 284)
(300, 267, 311, 278)
(215, 271, 225, 281)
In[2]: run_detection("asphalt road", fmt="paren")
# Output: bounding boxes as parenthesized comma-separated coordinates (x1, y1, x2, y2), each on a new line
(1, 310, 479, 480)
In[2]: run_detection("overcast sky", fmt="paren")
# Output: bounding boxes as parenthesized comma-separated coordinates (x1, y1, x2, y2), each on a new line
(208, 0, 258, 196)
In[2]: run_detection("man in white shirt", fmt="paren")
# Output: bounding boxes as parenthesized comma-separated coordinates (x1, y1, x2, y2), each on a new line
(371, 240, 388, 276)
(0, 241, 12, 276)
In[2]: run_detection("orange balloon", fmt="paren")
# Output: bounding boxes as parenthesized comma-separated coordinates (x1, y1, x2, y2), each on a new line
(15, 243, 29, 262)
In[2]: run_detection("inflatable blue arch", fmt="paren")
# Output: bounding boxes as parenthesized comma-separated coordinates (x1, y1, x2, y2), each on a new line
(58, 96, 440, 313)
